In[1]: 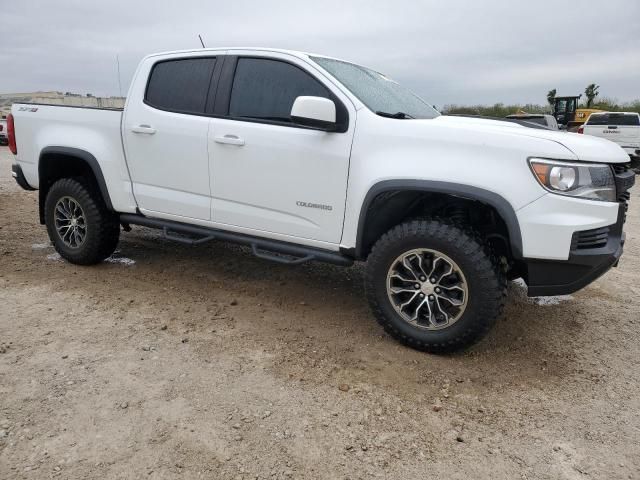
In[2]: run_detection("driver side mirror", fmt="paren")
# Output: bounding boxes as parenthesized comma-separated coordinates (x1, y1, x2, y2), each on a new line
(290, 96, 336, 130)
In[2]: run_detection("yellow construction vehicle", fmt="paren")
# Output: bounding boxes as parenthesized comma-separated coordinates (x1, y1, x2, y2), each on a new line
(552, 95, 603, 131)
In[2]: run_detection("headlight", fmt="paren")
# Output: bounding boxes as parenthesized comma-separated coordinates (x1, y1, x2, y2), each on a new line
(529, 158, 616, 202)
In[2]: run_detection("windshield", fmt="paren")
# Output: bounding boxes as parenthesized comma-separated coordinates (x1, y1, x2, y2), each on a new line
(311, 56, 440, 120)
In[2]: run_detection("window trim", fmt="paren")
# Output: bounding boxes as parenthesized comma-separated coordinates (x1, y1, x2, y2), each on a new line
(143, 56, 222, 117)
(213, 55, 350, 133)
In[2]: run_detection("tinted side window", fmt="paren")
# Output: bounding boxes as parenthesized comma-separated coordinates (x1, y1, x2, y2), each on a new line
(523, 117, 546, 126)
(587, 113, 640, 126)
(587, 114, 608, 125)
(608, 114, 640, 126)
(229, 58, 330, 122)
(145, 58, 216, 114)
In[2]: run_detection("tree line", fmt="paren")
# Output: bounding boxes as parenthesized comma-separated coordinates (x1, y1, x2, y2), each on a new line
(443, 84, 640, 116)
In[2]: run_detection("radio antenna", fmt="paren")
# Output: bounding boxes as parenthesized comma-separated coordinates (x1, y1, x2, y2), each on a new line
(116, 54, 123, 97)
(198, 34, 206, 48)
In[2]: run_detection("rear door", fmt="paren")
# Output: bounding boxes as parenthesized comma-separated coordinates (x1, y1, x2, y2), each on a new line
(584, 113, 640, 149)
(123, 55, 220, 220)
(207, 54, 355, 243)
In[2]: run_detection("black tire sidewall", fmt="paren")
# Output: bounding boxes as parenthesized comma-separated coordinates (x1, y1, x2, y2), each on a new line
(44, 178, 118, 265)
(366, 220, 504, 351)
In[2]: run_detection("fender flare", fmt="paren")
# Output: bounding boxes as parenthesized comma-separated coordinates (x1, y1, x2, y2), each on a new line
(354, 179, 523, 259)
(39, 146, 114, 211)
(38, 146, 114, 224)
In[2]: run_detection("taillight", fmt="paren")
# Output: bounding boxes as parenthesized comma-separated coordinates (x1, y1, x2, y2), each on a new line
(577, 125, 584, 134)
(7, 113, 17, 154)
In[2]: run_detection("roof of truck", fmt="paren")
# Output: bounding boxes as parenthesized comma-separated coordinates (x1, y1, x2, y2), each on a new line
(145, 47, 335, 61)
(589, 111, 639, 116)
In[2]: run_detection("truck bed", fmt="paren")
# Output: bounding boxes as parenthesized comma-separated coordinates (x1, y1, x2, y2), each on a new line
(17, 102, 123, 112)
(12, 102, 136, 213)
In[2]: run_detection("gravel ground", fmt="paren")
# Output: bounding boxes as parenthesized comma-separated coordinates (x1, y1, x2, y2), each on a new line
(1, 146, 639, 480)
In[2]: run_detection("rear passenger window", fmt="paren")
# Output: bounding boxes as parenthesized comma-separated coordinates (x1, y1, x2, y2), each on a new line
(587, 114, 609, 126)
(229, 58, 330, 123)
(588, 113, 640, 126)
(609, 114, 640, 126)
(145, 58, 216, 114)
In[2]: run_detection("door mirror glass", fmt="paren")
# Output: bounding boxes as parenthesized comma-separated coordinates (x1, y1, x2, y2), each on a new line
(290, 96, 336, 130)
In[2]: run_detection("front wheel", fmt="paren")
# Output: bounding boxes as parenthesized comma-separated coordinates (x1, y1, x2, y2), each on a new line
(365, 219, 506, 353)
(44, 178, 120, 265)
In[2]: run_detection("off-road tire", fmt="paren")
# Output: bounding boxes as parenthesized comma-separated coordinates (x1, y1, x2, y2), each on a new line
(44, 178, 120, 265)
(365, 219, 506, 353)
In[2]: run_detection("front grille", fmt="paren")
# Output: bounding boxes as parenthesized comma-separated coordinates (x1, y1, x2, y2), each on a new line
(571, 226, 610, 250)
(570, 164, 634, 251)
(613, 162, 635, 222)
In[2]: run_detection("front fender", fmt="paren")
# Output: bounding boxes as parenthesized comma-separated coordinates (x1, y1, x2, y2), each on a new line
(353, 179, 524, 259)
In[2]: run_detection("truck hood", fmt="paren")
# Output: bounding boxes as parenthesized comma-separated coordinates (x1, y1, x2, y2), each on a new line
(433, 115, 630, 164)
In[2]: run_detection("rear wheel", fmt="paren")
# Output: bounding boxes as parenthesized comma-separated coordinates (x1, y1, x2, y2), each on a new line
(365, 219, 506, 353)
(44, 178, 120, 265)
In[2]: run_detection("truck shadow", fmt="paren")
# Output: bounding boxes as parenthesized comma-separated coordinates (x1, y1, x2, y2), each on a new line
(106, 227, 587, 388)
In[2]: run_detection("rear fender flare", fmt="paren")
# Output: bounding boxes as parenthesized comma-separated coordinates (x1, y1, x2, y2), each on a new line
(38, 146, 114, 223)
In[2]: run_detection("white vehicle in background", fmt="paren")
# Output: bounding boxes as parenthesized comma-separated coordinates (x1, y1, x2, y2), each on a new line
(580, 112, 640, 170)
(0, 117, 8, 145)
(7, 48, 636, 353)
(505, 113, 559, 130)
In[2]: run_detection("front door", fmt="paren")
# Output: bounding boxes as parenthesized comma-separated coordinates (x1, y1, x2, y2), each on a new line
(123, 56, 218, 220)
(209, 56, 354, 243)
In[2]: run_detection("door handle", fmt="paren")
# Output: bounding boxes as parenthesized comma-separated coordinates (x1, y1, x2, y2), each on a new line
(214, 134, 245, 146)
(131, 125, 157, 135)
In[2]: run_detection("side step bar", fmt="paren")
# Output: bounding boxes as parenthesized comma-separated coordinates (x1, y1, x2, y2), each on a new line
(119, 213, 354, 267)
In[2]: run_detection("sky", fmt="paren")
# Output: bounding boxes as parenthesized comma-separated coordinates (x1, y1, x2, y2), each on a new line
(1, 0, 639, 107)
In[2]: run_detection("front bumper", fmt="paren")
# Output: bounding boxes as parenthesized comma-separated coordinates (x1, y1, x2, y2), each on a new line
(524, 206, 625, 296)
(11, 163, 36, 191)
(523, 164, 634, 296)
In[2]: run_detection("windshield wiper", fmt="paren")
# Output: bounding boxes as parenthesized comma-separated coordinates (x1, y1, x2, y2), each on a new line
(376, 111, 415, 119)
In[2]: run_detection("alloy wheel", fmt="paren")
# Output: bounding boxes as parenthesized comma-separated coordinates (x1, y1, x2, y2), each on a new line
(386, 248, 468, 330)
(54, 196, 87, 248)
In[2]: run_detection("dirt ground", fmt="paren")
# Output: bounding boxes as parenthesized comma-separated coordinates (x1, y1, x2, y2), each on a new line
(1, 146, 639, 480)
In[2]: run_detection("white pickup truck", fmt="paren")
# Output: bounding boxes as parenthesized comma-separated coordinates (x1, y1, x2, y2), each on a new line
(581, 112, 640, 171)
(8, 48, 635, 353)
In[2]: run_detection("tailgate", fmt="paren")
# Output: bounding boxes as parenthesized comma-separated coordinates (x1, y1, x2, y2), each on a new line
(584, 113, 640, 148)
(584, 125, 640, 147)
(614, 126, 640, 147)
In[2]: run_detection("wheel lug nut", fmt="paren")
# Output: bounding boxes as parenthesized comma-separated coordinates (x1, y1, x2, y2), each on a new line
(419, 293, 425, 298)
(430, 277, 436, 283)
(429, 295, 435, 300)
(435, 287, 441, 293)
(414, 284, 421, 289)
(420, 276, 426, 281)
